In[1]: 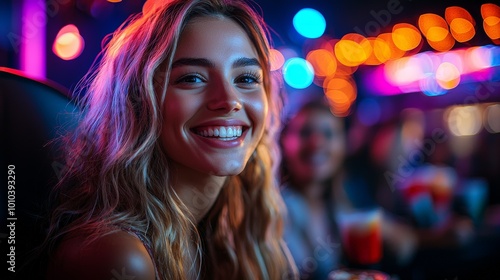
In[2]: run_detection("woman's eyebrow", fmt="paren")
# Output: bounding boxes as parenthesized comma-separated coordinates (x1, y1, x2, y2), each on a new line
(171, 57, 261, 69)
(171, 58, 215, 68)
(232, 57, 261, 68)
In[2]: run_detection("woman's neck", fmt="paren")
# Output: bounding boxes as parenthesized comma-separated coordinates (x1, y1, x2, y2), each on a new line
(170, 163, 226, 223)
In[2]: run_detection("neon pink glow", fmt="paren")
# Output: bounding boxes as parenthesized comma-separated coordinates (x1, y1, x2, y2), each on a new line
(20, 0, 46, 78)
(363, 67, 405, 96)
(367, 45, 499, 95)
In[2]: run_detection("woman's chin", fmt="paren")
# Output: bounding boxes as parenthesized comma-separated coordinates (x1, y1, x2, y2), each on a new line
(205, 160, 245, 176)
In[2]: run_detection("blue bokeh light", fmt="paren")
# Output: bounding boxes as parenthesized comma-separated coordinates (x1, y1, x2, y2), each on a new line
(420, 73, 447, 96)
(293, 8, 326, 39)
(283, 57, 315, 89)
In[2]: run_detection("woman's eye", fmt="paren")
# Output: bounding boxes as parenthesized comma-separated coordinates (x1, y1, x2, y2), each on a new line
(174, 74, 205, 84)
(235, 73, 262, 85)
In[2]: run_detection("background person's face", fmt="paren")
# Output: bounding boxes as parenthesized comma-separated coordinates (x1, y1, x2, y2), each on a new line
(282, 108, 346, 184)
(160, 16, 268, 176)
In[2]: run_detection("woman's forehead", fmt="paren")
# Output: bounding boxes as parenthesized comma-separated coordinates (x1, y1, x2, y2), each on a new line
(174, 16, 260, 62)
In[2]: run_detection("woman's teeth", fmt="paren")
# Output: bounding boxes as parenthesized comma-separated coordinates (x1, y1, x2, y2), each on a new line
(195, 126, 243, 138)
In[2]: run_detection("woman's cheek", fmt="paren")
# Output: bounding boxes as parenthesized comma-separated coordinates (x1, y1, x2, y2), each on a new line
(247, 91, 268, 138)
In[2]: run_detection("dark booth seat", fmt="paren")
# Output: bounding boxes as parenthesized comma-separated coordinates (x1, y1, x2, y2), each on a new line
(0, 67, 80, 280)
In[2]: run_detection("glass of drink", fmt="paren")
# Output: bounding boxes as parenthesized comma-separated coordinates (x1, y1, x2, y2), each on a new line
(460, 178, 488, 226)
(337, 208, 382, 266)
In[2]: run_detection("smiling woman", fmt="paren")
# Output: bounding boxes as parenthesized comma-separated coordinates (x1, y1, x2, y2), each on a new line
(42, 1, 296, 279)
(162, 17, 267, 179)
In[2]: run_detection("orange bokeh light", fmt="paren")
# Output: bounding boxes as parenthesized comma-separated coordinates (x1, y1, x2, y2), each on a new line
(418, 13, 455, 52)
(481, 4, 500, 41)
(483, 16, 500, 39)
(484, 16, 500, 26)
(334, 33, 371, 67)
(449, 18, 475, 42)
(306, 49, 337, 77)
(445, 6, 475, 23)
(324, 86, 353, 116)
(445, 6, 475, 43)
(364, 37, 389, 65)
(426, 26, 449, 42)
(323, 76, 357, 103)
(418, 13, 449, 37)
(269, 48, 285, 71)
(427, 34, 455, 52)
(335, 61, 358, 76)
(53, 24, 84, 60)
(376, 33, 405, 61)
(392, 23, 422, 51)
(481, 3, 500, 19)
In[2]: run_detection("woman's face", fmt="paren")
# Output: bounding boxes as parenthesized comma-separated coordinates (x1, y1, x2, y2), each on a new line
(282, 108, 345, 184)
(160, 16, 268, 176)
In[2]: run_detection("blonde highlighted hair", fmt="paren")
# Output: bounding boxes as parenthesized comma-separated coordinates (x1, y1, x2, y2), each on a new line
(45, 0, 295, 279)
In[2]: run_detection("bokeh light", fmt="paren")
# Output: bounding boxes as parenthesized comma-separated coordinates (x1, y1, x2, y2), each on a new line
(418, 13, 455, 51)
(420, 73, 448, 96)
(442, 51, 464, 72)
(450, 18, 475, 42)
(283, 57, 314, 89)
(427, 32, 455, 52)
(293, 8, 326, 39)
(481, 4, 500, 41)
(279, 47, 300, 61)
(426, 26, 449, 42)
(335, 33, 371, 67)
(368, 45, 500, 95)
(465, 46, 493, 71)
(484, 104, 500, 133)
(323, 75, 357, 116)
(384, 56, 424, 86)
(364, 37, 389, 65)
(418, 13, 449, 37)
(306, 49, 337, 77)
(435, 62, 461, 89)
(269, 48, 285, 71)
(52, 24, 84, 60)
(447, 105, 482, 136)
(376, 33, 406, 60)
(445, 6, 476, 43)
(392, 23, 422, 51)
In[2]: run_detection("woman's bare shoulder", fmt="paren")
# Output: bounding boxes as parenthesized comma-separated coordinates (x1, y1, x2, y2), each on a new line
(46, 230, 155, 280)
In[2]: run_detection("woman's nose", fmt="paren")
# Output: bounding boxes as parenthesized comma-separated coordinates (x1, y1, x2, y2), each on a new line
(206, 80, 242, 113)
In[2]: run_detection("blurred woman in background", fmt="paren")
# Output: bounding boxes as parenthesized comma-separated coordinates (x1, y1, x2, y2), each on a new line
(280, 101, 349, 279)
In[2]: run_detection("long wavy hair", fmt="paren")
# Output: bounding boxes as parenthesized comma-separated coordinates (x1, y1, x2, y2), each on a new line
(44, 0, 295, 279)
